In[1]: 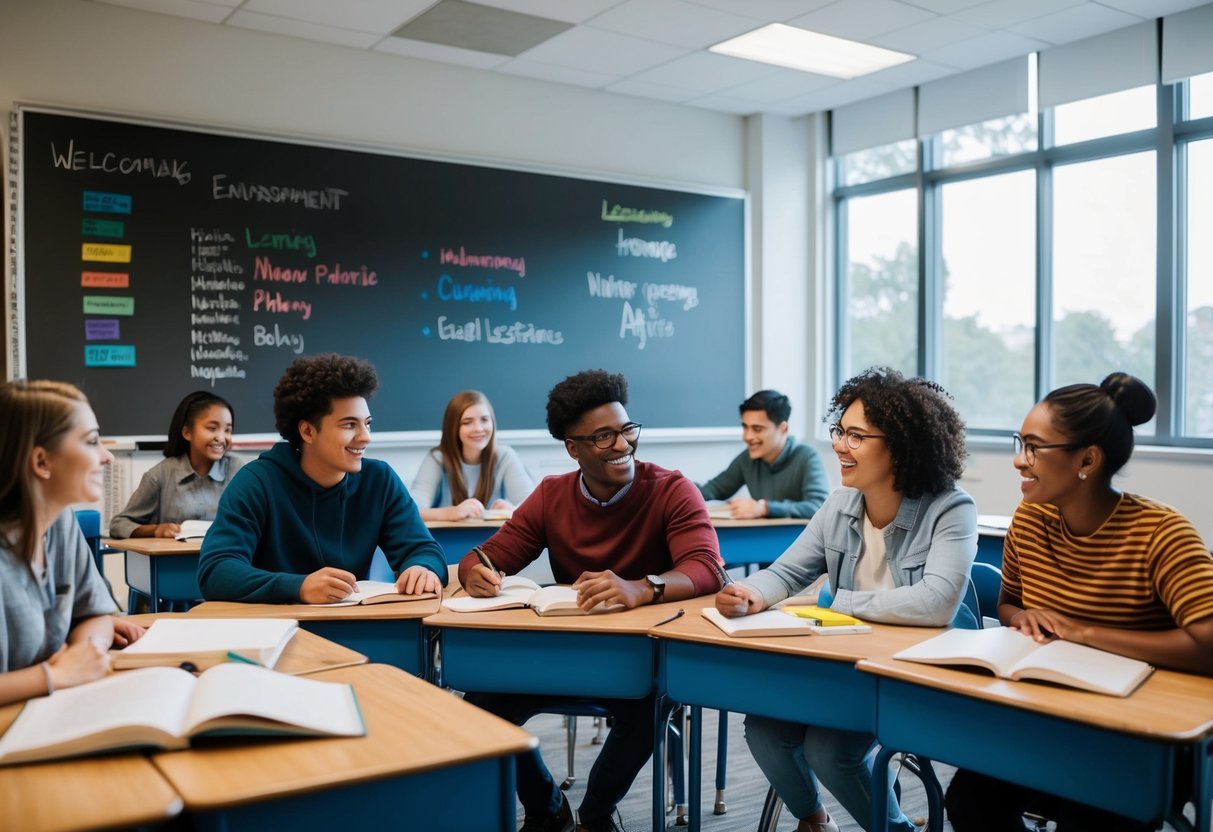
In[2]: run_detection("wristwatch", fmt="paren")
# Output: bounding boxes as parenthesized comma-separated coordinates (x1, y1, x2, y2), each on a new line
(645, 574, 666, 604)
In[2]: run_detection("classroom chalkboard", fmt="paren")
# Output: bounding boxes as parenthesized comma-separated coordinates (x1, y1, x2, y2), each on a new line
(12, 106, 747, 437)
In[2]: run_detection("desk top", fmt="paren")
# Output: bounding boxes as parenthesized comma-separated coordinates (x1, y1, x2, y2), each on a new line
(858, 656, 1213, 742)
(105, 537, 202, 555)
(186, 596, 441, 621)
(651, 597, 946, 662)
(150, 663, 536, 809)
(0, 705, 181, 831)
(425, 519, 507, 531)
(711, 517, 809, 529)
(424, 596, 692, 634)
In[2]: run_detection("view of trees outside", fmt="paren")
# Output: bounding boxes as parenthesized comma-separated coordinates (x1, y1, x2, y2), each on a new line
(839, 99, 1213, 438)
(1053, 85, 1155, 146)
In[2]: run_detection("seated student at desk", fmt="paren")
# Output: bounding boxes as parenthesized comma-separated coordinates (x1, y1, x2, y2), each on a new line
(715, 368, 976, 832)
(197, 354, 446, 603)
(945, 373, 1213, 832)
(696, 389, 829, 519)
(459, 369, 724, 832)
(412, 389, 534, 521)
(0, 380, 144, 706)
(109, 390, 244, 538)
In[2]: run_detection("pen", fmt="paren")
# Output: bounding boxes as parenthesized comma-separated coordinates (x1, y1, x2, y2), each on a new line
(652, 608, 685, 628)
(473, 546, 496, 574)
(225, 651, 259, 666)
(714, 562, 734, 586)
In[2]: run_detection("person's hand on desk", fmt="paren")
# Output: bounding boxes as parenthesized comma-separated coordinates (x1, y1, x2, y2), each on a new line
(465, 563, 503, 596)
(47, 639, 111, 689)
(396, 565, 442, 595)
(1009, 607, 1086, 644)
(573, 570, 646, 611)
(111, 617, 146, 647)
(715, 584, 763, 618)
(299, 567, 358, 604)
(726, 497, 767, 519)
(448, 498, 486, 520)
(141, 522, 183, 539)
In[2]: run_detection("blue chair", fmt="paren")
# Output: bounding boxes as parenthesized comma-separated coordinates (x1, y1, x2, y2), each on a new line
(970, 562, 1003, 628)
(73, 509, 105, 574)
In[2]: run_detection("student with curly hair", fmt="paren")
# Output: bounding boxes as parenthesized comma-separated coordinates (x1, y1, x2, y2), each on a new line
(459, 368, 725, 832)
(198, 354, 446, 604)
(715, 367, 977, 832)
(109, 390, 243, 538)
(945, 373, 1213, 832)
(412, 390, 534, 521)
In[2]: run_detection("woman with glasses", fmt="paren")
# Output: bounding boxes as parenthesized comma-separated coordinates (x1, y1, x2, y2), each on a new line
(715, 367, 976, 832)
(412, 390, 534, 521)
(945, 372, 1213, 832)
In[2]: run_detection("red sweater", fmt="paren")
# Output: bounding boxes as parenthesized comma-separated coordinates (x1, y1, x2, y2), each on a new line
(458, 461, 723, 595)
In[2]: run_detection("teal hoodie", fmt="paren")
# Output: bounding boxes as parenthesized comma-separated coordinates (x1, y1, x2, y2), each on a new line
(198, 442, 446, 603)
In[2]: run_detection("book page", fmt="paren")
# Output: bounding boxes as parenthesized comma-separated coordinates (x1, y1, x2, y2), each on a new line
(115, 618, 297, 668)
(701, 607, 814, 637)
(318, 580, 436, 606)
(1011, 639, 1153, 696)
(442, 575, 541, 612)
(175, 519, 213, 540)
(185, 663, 364, 737)
(0, 667, 195, 763)
(894, 627, 1039, 677)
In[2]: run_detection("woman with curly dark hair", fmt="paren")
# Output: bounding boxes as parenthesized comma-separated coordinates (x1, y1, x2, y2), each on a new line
(715, 367, 977, 832)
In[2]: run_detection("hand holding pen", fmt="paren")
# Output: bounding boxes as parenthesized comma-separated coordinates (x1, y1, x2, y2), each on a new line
(466, 546, 504, 597)
(712, 562, 762, 618)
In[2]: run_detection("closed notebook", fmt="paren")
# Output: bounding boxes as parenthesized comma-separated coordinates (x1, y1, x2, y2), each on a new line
(318, 580, 437, 607)
(443, 576, 616, 616)
(893, 626, 1153, 697)
(173, 519, 213, 540)
(112, 618, 297, 670)
(701, 607, 871, 637)
(0, 663, 365, 765)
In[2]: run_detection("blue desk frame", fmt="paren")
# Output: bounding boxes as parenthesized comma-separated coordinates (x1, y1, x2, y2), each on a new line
(712, 519, 807, 572)
(426, 520, 504, 563)
(123, 549, 201, 612)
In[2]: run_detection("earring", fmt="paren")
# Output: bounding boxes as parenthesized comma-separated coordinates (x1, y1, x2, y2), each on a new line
(1078, 471, 1087, 481)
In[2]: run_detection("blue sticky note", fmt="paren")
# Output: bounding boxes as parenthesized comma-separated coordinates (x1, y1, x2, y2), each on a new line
(84, 344, 136, 367)
(82, 191, 132, 214)
(85, 319, 120, 340)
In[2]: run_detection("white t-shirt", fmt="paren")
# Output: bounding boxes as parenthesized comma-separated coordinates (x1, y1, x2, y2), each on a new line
(852, 513, 896, 592)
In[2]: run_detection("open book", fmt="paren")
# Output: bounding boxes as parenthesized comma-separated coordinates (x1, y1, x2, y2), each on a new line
(112, 618, 297, 671)
(318, 580, 438, 607)
(0, 663, 365, 765)
(443, 576, 613, 616)
(893, 627, 1154, 697)
(701, 607, 871, 637)
(174, 519, 213, 540)
(480, 508, 513, 521)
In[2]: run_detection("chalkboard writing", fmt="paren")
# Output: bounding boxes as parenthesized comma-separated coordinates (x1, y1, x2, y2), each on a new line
(14, 107, 747, 436)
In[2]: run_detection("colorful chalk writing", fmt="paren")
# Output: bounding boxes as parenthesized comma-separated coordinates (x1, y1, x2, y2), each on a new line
(81, 271, 129, 288)
(85, 319, 120, 340)
(81, 243, 132, 263)
(600, 200, 674, 228)
(83, 295, 134, 316)
(82, 191, 132, 214)
(84, 345, 136, 367)
(81, 218, 124, 238)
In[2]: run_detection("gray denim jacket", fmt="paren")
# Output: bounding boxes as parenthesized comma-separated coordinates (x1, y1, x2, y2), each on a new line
(743, 486, 977, 626)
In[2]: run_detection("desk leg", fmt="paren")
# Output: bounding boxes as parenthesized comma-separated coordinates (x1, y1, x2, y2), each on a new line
(148, 560, 161, 613)
(689, 705, 702, 832)
(654, 693, 668, 832)
(871, 746, 896, 832)
(1197, 736, 1212, 832)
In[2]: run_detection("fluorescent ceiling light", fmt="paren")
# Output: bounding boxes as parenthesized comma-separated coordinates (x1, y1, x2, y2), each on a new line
(710, 23, 914, 79)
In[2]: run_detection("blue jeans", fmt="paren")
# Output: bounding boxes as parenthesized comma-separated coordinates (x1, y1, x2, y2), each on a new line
(744, 714, 918, 832)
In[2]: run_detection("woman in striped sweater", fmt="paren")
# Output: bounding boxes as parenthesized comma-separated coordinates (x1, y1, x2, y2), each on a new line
(945, 372, 1213, 832)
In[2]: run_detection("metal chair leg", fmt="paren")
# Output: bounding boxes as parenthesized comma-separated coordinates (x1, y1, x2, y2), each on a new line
(560, 715, 577, 790)
(714, 709, 729, 814)
(757, 786, 783, 832)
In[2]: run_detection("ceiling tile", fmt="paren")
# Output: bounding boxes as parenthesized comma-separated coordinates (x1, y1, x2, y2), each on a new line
(605, 78, 701, 102)
(922, 29, 1047, 69)
(1096, 0, 1212, 17)
(470, 0, 627, 24)
(515, 25, 689, 75)
(589, 0, 760, 48)
(629, 51, 781, 92)
(952, 0, 1088, 29)
(720, 67, 842, 102)
(225, 10, 384, 47)
(787, 0, 937, 41)
(686, 0, 836, 20)
(1008, 2, 1142, 44)
(870, 14, 988, 53)
(496, 57, 620, 87)
(241, 0, 433, 34)
(374, 36, 513, 69)
(900, 0, 988, 12)
(92, 0, 235, 23)
(389, 1, 572, 56)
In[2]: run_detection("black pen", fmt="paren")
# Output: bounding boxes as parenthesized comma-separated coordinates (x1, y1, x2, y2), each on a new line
(473, 546, 496, 574)
(714, 562, 734, 586)
(652, 608, 685, 628)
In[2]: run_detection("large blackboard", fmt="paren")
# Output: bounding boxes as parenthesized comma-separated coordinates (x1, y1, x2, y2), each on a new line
(12, 107, 746, 436)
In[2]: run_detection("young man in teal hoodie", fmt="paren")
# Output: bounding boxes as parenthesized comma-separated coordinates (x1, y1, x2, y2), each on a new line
(198, 353, 446, 603)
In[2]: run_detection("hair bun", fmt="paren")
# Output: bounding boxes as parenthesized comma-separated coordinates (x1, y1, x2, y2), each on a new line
(1100, 372, 1156, 427)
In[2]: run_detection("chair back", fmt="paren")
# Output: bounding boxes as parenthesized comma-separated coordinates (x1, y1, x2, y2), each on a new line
(73, 509, 104, 573)
(970, 562, 1003, 628)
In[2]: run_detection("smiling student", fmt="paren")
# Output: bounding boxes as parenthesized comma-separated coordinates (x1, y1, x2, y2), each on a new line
(459, 368, 724, 832)
(412, 390, 533, 521)
(109, 391, 243, 539)
(197, 354, 446, 604)
(696, 389, 829, 519)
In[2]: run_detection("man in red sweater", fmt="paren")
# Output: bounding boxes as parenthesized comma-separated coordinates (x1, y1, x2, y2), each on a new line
(459, 369, 723, 832)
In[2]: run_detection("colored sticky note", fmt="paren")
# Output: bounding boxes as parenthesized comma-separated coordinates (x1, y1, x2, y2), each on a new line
(82, 218, 124, 238)
(82, 191, 132, 214)
(84, 345, 136, 367)
(81, 243, 132, 263)
(81, 271, 130, 289)
(83, 296, 134, 316)
(85, 319, 120, 340)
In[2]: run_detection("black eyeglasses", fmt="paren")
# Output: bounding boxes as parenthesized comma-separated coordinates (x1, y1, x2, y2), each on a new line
(828, 424, 886, 450)
(567, 422, 642, 449)
(1012, 433, 1082, 466)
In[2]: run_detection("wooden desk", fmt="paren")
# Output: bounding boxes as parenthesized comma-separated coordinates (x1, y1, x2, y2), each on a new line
(124, 613, 368, 676)
(711, 518, 808, 571)
(151, 663, 536, 831)
(650, 597, 945, 830)
(0, 703, 182, 831)
(187, 597, 439, 675)
(858, 656, 1213, 832)
(425, 519, 506, 563)
(105, 537, 202, 612)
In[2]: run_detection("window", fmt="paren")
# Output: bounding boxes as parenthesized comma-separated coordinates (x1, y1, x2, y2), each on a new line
(1053, 85, 1156, 145)
(937, 113, 1037, 168)
(841, 189, 917, 379)
(1190, 71, 1213, 120)
(1187, 138, 1213, 437)
(837, 140, 916, 186)
(940, 171, 1036, 429)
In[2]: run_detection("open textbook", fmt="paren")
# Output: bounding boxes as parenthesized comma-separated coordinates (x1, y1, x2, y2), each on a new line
(443, 576, 617, 616)
(112, 618, 297, 671)
(701, 606, 871, 637)
(173, 519, 213, 540)
(318, 580, 438, 607)
(0, 663, 365, 765)
(893, 626, 1154, 697)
